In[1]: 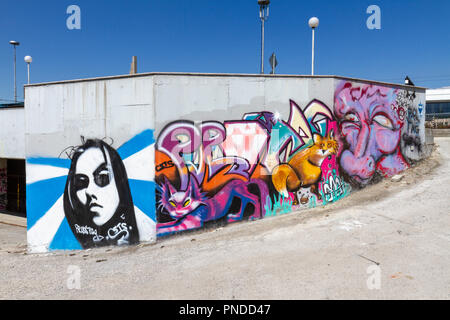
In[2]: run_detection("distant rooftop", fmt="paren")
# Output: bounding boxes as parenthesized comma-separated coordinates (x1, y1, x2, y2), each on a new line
(23, 72, 427, 91)
(426, 86, 450, 102)
(0, 101, 24, 108)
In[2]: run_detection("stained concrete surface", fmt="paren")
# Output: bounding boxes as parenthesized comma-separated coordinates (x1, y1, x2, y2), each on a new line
(0, 138, 449, 300)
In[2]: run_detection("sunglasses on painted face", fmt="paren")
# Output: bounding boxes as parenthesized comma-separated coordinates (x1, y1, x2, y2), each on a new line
(74, 163, 111, 191)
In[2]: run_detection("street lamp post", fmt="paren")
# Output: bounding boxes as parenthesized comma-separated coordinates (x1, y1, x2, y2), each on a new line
(9, 41, 20, 102)
(308, 17, 319, 75)
(258, 0, 270, 74)
(24, 56, 33, 84)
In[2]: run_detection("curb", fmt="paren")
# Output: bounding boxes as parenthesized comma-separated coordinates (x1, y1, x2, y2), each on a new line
(0, 213, 27, 228)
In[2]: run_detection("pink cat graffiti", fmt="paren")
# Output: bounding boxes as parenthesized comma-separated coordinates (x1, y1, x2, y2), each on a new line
(157, 176, 268, 236)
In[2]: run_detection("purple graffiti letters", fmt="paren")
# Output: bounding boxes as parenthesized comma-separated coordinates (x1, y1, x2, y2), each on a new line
(157, 121, 251, 190)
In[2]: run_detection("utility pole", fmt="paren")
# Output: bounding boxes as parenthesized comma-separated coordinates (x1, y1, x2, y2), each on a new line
(25, 56, 33, 84)
(308, 17, 319, 75)
(258, 1, 270, 74)
(9, 41, 20, 102)
(130, 56, 137, 74)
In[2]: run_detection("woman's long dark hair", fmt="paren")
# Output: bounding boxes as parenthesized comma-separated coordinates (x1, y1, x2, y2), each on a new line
(63, 139, 139, 248)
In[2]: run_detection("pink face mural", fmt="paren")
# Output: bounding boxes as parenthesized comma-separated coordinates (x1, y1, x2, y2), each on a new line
(334, 82, 409, 185)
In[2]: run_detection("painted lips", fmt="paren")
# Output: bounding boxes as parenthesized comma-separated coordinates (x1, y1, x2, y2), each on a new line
(88, 202, 103, 213)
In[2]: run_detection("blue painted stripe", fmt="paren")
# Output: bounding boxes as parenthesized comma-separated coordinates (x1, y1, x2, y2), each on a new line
(118, 129, 155, 160)
(27, 157, 71, 169)
(26, 176, 67, 230)
(128, 179, 156, 221)
(49, 217, 82, 251)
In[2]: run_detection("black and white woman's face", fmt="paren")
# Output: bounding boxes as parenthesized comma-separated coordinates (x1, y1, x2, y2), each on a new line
(73, 147, 120, 226)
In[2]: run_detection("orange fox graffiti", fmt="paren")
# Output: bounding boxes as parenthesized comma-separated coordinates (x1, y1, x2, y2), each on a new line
(272, 131, 338, 201)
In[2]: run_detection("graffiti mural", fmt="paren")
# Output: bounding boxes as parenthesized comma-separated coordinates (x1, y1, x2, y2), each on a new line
(0, 167, 6, 210)
(157, 175, 268, 236)
(272, 130, 338, 200)
(155, 99, 350, 236)
(63, 139, 139, 248)
(397, 90, 426, 160)
(26, 82, 427, 251)
(334, 81, 425, 186)
(26, 130, 156, 251)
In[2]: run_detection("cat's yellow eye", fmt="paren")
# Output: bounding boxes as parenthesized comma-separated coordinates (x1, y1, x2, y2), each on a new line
(169, 201, 176, 207)
(183, 199, 191, 207)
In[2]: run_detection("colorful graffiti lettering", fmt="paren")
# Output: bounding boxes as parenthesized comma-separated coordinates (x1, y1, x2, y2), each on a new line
(320, 169, 351, 204)
(155, 99, 349, 233)
(157, 120, 252, 193)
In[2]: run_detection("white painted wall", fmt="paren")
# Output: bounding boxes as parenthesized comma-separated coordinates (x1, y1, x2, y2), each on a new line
(25, 77, 155, 158)
(0, 107, 25, 159)
(153, 75, 335, 132)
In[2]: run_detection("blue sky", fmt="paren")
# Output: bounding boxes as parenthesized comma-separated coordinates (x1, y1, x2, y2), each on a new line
(1, 0, 449, 102)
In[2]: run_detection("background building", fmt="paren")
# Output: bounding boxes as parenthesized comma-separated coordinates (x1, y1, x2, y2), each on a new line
(426, 87, 450, 120)
(0, 101, 26, 216)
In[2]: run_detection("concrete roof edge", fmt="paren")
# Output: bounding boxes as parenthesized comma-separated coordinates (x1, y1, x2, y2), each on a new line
(23, 72, 427, 91)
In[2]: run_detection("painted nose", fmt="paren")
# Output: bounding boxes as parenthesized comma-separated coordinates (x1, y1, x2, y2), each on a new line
(353, 122, 370, 158)
(340, 123, 376, 182)
(340, 150, 376, 182)
(85, 183, 98, 201)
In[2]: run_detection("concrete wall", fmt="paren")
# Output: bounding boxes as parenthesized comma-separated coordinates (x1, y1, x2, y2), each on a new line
(432, 129, 450, 137)
(25, 78, 155, 157)
(0, 107, 25, 159)
(153, 75, 335, 132)
(25, 77, 157, 253)
(24, 73, 428, 251)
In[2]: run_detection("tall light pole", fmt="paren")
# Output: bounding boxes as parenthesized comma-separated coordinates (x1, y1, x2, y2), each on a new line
(258, 0, 270, 74)
(24, 56, 33, 84)
(9, 41, 20, 102)
(308, 17, 319, 75)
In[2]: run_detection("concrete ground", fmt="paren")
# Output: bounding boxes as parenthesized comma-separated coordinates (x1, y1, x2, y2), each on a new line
(0, 138, 449, 300)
